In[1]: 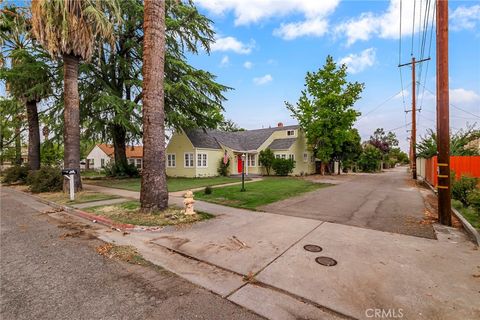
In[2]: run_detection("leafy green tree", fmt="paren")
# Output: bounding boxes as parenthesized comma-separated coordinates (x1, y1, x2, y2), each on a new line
(417, 126, 480, 158)
(0, 5, 53, 170)
(286, 55, 364, 174)
(358, 144, 382, 172)
(219, 119, 245, 132)
(0, 98, 25, 165)
(259, 148, 275, 175)
(78, 0, 228, 175)
(334, 128, 362, 173)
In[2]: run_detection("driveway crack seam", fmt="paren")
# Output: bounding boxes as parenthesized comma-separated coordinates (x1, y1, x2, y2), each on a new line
(224, 221, 325, 299)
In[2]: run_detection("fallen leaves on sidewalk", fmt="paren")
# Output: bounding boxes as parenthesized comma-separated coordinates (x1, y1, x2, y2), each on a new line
(58, 221, 95, 240)
(243, 271, 257, 284)
(95, 244, 150, 267)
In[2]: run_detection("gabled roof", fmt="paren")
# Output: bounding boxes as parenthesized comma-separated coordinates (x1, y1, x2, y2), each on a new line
(267, 138, 297, 150)
(96, 144, 143, 158)
(184, 125, 299, 151)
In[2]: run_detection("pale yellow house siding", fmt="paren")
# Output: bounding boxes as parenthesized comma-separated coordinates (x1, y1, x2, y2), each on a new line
(166, 126, 316, 177)
(195, 148, 223, 177)
(259, 128, 315, 176)
(165, 132, 196, 177)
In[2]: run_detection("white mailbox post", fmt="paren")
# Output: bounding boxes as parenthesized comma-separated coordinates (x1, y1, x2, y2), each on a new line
(62, 169, 78, 201)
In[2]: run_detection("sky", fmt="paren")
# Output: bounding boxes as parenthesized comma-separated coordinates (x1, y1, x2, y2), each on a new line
(188, 0, 480, 152)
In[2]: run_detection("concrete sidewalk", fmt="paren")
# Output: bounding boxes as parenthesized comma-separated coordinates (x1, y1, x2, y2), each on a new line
(80, 184, 480, 320)
(46, 184, 480, 319)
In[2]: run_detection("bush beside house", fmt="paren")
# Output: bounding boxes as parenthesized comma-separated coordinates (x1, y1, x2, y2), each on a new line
(272, 158, 295, 176)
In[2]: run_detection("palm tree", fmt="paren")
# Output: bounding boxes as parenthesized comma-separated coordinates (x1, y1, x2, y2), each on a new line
(0, 6, 51, 170)
(140, 0, 168, 212)
(30, 0, 119, 191)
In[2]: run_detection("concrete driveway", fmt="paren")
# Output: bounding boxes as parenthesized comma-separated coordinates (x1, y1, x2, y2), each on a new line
(261, 167, 435, 238)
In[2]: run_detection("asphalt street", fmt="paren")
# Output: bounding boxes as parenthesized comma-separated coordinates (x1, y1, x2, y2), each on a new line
(0, 187, 262, 320)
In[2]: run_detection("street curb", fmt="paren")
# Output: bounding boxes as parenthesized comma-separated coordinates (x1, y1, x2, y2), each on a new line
(6, 187, 163, 232)
(419, 178, 480, 246)
(451, 207, 480, 246)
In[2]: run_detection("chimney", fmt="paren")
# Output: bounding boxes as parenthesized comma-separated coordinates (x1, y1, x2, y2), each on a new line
(277, 122, 284, 127)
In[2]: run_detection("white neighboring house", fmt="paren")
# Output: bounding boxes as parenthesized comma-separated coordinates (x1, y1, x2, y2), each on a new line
(85, 144, 144, 170)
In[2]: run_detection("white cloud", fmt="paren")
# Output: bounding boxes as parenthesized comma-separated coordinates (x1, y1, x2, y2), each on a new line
(243, 61, 253, 69)
(253, 74, 273, 85)
(450, 88, 480, 105)
(196, 0, 339, 25)
(211, 36, 254, 54)
(196, 0, 339, 40)
(450, 5, 480, 31)
(274, 18, 329, 40)
(220, 55, 230, 67)
(335, 0, 431, 46)
(393, 89, 409, 100)
(339, 48, 376, 74)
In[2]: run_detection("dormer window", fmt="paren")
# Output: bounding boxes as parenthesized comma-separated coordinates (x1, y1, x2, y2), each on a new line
(287, 130, 295, 136)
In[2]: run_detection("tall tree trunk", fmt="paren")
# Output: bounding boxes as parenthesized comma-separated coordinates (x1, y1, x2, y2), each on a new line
(140, 0, 168, 212)
(26, 100, 41, 170)
(111, 124, 128, 171)
(15, 125, 22, 165)
(63, 54, 82, 192)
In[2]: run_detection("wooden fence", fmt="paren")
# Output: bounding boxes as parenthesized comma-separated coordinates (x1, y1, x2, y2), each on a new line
(417, 156, 480, 187)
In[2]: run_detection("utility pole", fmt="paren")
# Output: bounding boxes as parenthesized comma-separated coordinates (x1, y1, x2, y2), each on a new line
(436, 0, 452, 226)
(399, 57, 430, 179)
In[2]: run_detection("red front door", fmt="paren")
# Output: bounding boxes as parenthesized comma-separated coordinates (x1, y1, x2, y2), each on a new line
(237, 155, 243, 173)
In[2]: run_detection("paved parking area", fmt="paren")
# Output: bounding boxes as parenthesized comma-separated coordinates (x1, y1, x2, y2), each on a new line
(260, 167, 436, 238)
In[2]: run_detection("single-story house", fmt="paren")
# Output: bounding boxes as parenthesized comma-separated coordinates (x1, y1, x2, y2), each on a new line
(165, 123, 316, 177)
(86, 144, 144, 170)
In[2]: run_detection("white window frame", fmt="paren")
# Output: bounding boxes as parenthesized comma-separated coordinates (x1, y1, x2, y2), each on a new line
(247, 154, 256, 167)
(135, 158, 142, 169)
(303, 153, 308, 162)
(184, 153, 194, 168)
(288, 154, 295, 161)
(197, 153, 208, 168)
(287, 130, 295, 136)
(89, 159, 95, 167)
(101, 158, 105, 168)
(275, 154, 287, 159)
(167, 153, 176, 168)
(128, 158, 135, 165)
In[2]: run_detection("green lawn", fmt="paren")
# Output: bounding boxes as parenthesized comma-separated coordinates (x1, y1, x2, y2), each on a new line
(39, 191, 119, 205)
(85, 201, 213, 226)
(86, 176, 244, 192)
(195, 177, 329, 210)
(452, 199, 480, 230)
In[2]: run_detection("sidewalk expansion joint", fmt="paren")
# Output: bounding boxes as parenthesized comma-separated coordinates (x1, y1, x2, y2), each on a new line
(224, 220, 325, 301)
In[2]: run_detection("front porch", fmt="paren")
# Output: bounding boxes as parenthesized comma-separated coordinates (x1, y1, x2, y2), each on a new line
(231, 151, 259, 176)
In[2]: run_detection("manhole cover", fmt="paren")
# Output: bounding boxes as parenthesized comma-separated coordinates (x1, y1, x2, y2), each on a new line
(303, 244, 322, 252)
(315, 256, 337, 266)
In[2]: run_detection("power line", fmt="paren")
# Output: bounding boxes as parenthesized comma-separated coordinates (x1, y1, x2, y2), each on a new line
(411, 0, 416, 56)
(419, 84, 480, 119)
(357, 86, 412, 120)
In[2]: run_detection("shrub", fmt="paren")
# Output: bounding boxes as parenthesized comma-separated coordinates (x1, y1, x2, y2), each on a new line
(358, 145, 382, 173)
(259, 148, 275, 175)
(1, 165, 30, 184)
(467, 190, 480, 215)
(204, 186, 213, 195)
(103, 161, 139, 178)
(452, 175, 478, 207)
(217, 158, 230, 176)
(27, 166, 63, 193)
(272, 158, 295, 176)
